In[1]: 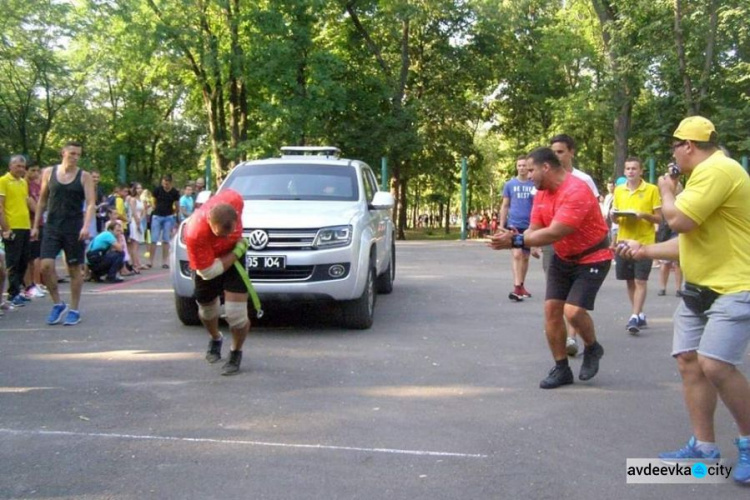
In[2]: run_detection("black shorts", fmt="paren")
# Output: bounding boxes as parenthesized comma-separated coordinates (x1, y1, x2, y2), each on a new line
(29, 225, 43, 260)
(194, 257, 247, 304)
(546, 254, 611, 310)
(615, 254, 653, 281)
(40, 225, 86, 265)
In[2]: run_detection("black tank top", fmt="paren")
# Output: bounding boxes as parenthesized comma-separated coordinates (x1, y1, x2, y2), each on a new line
(47, 165, 85, 232)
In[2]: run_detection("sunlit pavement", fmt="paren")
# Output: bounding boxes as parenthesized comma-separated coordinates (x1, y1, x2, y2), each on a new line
(1, 242, 747, 499)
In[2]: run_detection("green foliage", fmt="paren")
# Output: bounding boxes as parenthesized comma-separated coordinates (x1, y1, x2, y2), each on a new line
(0, 0, 747, 205)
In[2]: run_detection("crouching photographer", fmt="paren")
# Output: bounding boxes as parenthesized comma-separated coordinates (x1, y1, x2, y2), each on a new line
(86, 221, 125, 283)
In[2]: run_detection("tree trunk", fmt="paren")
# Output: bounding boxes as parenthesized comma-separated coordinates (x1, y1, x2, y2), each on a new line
(592, 0, 633, 177)
(673, 0, 695, 114)
(398, 174, 408, 240)
(227, 0, 247, 161)
(697, 0, 719, 111)
(613, 98, 631, 179)
(444, 197, 451, 234)
(674, 0, 719, 115)
(391, 161, 402, 239)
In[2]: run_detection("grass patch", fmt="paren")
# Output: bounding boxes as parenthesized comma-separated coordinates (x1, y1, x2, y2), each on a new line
(401, 227, 464, 241)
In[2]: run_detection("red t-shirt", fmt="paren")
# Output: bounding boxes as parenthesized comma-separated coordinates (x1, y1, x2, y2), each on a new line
(184, 189, 244, 270)
(530, 173, 612, 264)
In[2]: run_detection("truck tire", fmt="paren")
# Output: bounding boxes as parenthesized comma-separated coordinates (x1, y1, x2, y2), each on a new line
(342, 264, 376, 329)
(376, 242, 395, 294)
(175, 294, 201, 326)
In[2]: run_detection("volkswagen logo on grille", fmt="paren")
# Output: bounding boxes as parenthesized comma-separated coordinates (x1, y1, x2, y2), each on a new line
(248, 229, 269, 250)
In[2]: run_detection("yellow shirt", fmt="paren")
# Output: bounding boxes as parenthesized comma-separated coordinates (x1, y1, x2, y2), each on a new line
(676, 150, 750, 294)
(0, 172, 30, 229)
(115, 196, 128, 231)
(613, 179, 661, 244)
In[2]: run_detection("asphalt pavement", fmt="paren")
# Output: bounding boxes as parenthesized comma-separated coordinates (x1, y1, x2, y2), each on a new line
(1, 241, 748, 499)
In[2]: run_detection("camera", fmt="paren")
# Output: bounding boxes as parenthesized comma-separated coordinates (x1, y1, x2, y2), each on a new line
(668, 162, 681, 178)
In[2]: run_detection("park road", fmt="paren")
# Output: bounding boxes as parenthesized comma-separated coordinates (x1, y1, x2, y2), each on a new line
(0, 240, 747, 499)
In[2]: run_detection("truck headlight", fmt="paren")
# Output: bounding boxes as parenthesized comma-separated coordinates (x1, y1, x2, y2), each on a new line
(313, 225, 352, 248)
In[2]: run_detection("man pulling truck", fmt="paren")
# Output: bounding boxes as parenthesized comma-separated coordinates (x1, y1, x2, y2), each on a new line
(183, 189, 251, 376)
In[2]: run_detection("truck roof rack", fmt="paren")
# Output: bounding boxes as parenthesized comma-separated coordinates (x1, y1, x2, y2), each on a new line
(280, 146, 341, 158)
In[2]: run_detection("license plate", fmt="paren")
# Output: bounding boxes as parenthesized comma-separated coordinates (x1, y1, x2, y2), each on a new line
(246, 255, 286, 270)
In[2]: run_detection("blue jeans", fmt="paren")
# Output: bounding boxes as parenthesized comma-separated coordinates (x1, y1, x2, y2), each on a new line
(151, 215, 175, 243)
(89, 250, 125, 280)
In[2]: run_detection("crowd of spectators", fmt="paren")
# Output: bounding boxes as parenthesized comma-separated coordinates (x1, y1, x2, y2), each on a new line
(0, 161, 209, 316)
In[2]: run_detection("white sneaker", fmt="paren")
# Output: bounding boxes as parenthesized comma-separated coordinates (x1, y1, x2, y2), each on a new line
(28, 285, 46, 298)
(0, 301, 17, 311)
(566, 337, 579, 357)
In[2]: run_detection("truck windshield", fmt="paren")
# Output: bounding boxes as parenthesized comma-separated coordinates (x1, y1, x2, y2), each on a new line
(223, 164, 359, 201)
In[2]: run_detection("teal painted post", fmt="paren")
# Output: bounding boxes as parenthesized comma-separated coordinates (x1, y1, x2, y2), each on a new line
(118, 155, 126, 183)
(742, 156, 748, 172)
(461, 157, 468, 241)
(648, 157, 655, 184)
(205, 156, 212, 191)
(381, 157, 388, 191)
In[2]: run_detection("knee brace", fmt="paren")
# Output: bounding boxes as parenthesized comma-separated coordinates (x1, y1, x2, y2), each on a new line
(224, 301, 249, 330)
(198, 298, 221, 322)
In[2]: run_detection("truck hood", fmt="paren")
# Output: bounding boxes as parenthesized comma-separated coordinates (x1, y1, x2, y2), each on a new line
(241, 200, 361, 229)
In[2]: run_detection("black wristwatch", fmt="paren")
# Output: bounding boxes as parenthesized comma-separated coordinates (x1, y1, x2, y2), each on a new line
(511, 234, 525, 248)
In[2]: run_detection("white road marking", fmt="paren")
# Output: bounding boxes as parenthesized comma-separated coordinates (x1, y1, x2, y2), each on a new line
(0, 428, 487, 459)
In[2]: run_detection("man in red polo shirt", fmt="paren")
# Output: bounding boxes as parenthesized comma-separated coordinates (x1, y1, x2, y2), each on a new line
(489, 147, 613, 389)
(184, 188, 249, 376)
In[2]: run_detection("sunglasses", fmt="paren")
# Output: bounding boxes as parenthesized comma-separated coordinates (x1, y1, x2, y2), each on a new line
(670, 140, 688, 153)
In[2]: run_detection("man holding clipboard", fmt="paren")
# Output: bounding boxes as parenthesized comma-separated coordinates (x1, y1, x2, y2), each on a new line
(611, 157, 662, 335)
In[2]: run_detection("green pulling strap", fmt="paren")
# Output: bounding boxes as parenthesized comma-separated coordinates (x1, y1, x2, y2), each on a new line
(233, 260, 263, 318)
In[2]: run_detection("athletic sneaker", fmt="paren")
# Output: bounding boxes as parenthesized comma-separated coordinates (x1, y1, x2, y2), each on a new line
(26, 285, 46, 298)
(735, 437, 750, 484)
(63, 310, 81, 326)
(566, 337, 579, 357)
(637, 315, 647, 328)
(0, 301, 17, 312)
(539, 365, 574, 389)
(657, 289, 666, 296)
(10, 295, 27, 307)
(47, 302, 68, 325)
(579, 342, 604, 381)
(658, 436, 721, 461)
(221, 350, 243, 376)
(508, 286, 523, 302)
(626, 316, 640, 335)
(519, 286, 532, 298)
(205, 337, 223, 364)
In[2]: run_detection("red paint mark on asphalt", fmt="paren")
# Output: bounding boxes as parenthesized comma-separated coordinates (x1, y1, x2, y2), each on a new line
(95, 272, 169, 292)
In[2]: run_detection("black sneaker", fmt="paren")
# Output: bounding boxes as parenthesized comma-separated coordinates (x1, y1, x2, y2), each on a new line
(221, 350, 242, 376)
(205, 337, 223, 364)
(539, 365, 574, 389)
(579, 342, 604, 381)
(508, 291, 523, 302)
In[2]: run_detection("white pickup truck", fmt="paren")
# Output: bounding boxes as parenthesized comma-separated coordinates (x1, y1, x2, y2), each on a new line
(170, 146, 396, 329)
